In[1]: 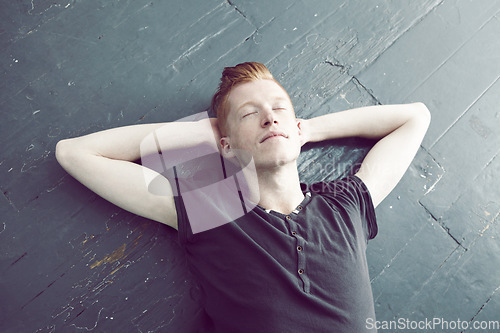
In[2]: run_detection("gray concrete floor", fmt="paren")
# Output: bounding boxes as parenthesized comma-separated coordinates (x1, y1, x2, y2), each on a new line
(1, 0, 500, 332)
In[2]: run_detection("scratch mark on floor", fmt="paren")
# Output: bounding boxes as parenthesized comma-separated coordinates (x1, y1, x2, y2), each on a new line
(69, 307, 104, 331)
(9, 252, 28, 267)
(90, 243, 127, 269)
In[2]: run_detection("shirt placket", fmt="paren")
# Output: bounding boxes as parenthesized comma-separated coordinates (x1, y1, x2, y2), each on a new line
(285, 210, 310, 293)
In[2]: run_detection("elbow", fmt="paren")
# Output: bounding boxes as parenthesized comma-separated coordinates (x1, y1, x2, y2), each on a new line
(412, 102, 431, 127)
(55, 139, 75, 169)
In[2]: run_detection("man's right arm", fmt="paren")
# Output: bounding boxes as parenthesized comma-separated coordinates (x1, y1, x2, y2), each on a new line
(55, 119, 218, 229)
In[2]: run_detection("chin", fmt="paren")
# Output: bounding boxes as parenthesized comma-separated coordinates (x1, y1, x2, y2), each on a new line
(255, 151, 300, 170)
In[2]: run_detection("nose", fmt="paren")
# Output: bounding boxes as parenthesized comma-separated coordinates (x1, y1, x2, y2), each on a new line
(261, 108, 278, 128)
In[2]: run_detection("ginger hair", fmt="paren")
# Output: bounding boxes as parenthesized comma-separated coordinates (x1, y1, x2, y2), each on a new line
(211, 62, 286, 136)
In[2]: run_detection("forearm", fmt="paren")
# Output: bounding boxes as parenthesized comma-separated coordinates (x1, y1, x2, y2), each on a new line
(56, 119, 214, 162)
(304, 103, 430, 143)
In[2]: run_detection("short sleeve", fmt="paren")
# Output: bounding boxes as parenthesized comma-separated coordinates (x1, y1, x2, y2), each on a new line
(309, 175, 378, 241)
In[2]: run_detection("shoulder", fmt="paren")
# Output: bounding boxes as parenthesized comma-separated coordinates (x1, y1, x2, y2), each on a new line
(306, 175, 378, 239)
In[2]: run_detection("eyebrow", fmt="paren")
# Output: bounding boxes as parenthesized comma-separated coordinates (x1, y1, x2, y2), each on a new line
(236, 101, 257, 112)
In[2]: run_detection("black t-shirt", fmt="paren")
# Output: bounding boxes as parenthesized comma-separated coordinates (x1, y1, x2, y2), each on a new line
(175, 175, 378, 333)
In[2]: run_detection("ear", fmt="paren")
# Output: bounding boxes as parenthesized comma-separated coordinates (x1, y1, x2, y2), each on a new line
(220, 136, 236, 158)
(296, 118, 303, 135)
(296, 118, 307, 146)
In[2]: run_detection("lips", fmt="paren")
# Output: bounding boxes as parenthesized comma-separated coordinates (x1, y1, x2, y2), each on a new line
(260, 131, 288, 143)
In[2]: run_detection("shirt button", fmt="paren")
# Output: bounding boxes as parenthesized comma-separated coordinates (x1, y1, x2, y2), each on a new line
(286, 216, 291, 220)
(297, 246, 303, 251)
(292, 231, 297, 235)
(298, 268, 304, 274)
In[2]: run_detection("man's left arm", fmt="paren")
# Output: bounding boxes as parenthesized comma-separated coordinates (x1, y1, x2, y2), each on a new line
(301, 103, 431, 208)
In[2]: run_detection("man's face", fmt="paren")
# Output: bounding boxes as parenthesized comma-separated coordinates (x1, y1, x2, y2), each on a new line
(222, 79, 302, 169)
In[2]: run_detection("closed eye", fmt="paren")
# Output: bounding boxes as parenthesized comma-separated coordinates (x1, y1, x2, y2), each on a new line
(242, 111, 258, 118)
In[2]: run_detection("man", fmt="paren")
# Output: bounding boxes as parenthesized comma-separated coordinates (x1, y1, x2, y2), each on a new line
(56, 62, 430, 332)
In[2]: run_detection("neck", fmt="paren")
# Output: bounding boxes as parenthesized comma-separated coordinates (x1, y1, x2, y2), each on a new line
(254, 162, 305, 215)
